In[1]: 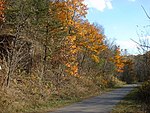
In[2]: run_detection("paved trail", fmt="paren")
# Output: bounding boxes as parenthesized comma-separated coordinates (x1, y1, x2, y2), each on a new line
(49, 84, 137, 113)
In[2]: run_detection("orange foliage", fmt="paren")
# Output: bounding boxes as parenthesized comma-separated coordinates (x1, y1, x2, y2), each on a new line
(49, 0, 106, 76)
(113, 47, 125, 73)
(49, 0, 87, 76)
(79, 21, 107, 61)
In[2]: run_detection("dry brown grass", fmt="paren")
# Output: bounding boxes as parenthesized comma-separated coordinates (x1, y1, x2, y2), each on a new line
(0, 73, 124, 113)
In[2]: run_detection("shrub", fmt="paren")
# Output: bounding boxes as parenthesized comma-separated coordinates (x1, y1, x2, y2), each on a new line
(137, 80, 150, 112)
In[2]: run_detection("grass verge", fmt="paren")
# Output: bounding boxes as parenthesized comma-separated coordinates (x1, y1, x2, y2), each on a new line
(24, 86, 123, 113)
(23, 98, 81, 113)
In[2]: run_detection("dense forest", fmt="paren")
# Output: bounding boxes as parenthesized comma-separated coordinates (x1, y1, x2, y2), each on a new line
(0, 0, 150, 113)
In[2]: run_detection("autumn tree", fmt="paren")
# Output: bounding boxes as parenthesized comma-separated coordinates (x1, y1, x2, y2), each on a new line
(111, 46, 125, 73)
(49, 0, 87, 76)
(121, 58, 136, 83)
(77, 21, 106, 75)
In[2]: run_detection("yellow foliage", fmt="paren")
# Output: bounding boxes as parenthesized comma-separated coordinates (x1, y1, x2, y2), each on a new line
(49, 0, 106, 76)
(113, 47, 125, 73)
(91, 54, 100, 63)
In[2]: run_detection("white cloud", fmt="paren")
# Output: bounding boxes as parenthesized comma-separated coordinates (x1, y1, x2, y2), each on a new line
(117, 40, 137, 49)
(84, 0, 113, 12)
(106, 0, 113, 9)
(117, 40, 138, 54)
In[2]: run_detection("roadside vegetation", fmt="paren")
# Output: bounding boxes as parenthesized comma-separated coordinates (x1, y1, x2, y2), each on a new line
(0, 0, 150, 113)
(136, 80, 150, 112)
(112, 87, 142, 113)
(112, 81, 150, 113)
(0, 0, 125, 113)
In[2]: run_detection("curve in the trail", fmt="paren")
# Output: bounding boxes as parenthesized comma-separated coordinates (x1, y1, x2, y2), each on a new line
(49, 84, 137, 113)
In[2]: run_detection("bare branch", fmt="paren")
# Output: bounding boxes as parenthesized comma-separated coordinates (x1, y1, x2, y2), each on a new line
(141, 5, 150, 20)
(131, 38, 150, 48)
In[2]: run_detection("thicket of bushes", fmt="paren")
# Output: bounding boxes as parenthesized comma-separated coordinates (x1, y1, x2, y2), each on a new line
(0, 74, 124, 113)
(136, 80, 150, 113)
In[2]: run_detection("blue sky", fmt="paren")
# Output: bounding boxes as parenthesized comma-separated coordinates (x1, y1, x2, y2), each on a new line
(84, 0, 150, 55)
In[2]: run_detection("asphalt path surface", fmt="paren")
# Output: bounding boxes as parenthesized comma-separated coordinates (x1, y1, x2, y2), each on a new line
(49, 84, 137, 113)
